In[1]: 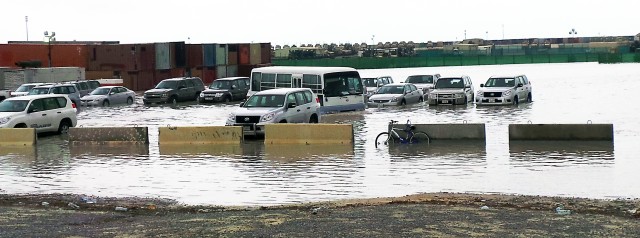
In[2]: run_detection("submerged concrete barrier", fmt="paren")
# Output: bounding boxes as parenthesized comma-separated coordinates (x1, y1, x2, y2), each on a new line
(69, 127, 149, 143)
(158, 126, 243, 145)
(0, 128, 36, 146)
(408, 124, 486, 140)
(264, 124, 353, 144)
(509, 124, 614, 141)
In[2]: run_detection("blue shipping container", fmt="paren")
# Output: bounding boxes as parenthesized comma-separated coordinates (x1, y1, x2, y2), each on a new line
(203, 44, 216, 67)
(155, 43, 171, 70)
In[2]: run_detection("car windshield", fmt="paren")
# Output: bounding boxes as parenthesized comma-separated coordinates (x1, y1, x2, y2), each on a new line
(362, 78, 379, 87)
(90, 88, 111, 95)
(28, 88, 51, 95)
(155, 81, 177, 89)
(209, 80, 232, 90)
(406, 75, 434, 84)
(243, 95, 285, 108)
(15, 85, 35, 92)
(484, 78, 515, 87)
(376, 85, 404, 94)
(435, 78, 464, 89)
(88, 81, 101, 89)
(0, 100, 29, 112)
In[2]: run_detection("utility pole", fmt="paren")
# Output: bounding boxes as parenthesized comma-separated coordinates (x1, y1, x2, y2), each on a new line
(25, 16, 29, 41)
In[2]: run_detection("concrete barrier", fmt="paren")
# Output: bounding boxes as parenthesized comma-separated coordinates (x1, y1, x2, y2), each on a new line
(158, 126, 243, 145)
(69, 127, 149, 143)
(406, 124, 486, 140)
(264, 124, 353, 144)
(509, 124, 613, 141)
(0, 128, 36, 146)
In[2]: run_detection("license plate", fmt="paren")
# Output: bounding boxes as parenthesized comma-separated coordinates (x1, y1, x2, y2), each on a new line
(441, 100, 449, 104)
(489, 99, 495, 103)
(205, 97, 213, 100)
(243, 125, 251, 130)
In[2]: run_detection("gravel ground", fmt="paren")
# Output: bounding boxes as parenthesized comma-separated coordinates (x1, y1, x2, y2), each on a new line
(1, 193, 639, 237)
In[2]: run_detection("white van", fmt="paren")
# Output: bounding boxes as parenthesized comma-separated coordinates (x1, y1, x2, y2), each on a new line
(248, 66, 365, 114)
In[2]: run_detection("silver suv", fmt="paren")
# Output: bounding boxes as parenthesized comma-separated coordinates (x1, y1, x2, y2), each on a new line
(28, 84, 82, 106)
(476, 75, 532, 105)
(427, 75, 475, 105)
(404, 74, 440, 96)
(226, 88, 321, 136)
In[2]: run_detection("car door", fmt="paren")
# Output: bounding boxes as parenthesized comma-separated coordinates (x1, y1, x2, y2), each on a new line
(177, 80, 189, 101)
(110, 87, 122, 104)
(26, 98, 48, 132)
(283, 92, 305, 123)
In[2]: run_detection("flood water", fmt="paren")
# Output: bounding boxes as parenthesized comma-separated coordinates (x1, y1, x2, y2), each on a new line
(1, 62, 639, 206)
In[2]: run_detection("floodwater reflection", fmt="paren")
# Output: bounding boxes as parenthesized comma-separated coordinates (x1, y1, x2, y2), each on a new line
(0, 146, 37, 158)
(388, 141, 487, 158)
(264, 143, 354, 162)
(70, 142, 150, 157)
(159, 143, 243, 157)
(509, 141, 614, 166)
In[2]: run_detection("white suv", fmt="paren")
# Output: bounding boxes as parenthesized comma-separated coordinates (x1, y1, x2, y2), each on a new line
(476, 75, 532, 105)
(226, 88, 321, 136)
(0, 94, 78, 134)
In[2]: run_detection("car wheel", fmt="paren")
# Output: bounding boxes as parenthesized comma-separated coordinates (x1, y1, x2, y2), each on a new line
(527, 93, 532, 103)
(126, 97, 134, 105)
(309, 115, 319, 123)
(419, 96, 424, 102)
(168, 96, 177, 104)
(400, 100, 406, 105)
(57, 120, 71, 134)
(279, 120, 287, 123)
(224, 96, 231, 103)
(14, 123, 28, 128)
(463, 96, 468, 105)
(513, 96, 519, 105)
(102, 100, 110, 107)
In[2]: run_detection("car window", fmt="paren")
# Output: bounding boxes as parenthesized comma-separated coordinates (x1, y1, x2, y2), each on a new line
(80, 82, 89, 90)
(51, 87, 61, 94)
(66, 86, 75, 93)
(43, 97, 60, 110)
(56, 97, 67, 107)
(232, 80, 240, 90)
(29, 99, 45, 112)
(303, 91, 313, 104)
(521, 76, 529, 85)
(178, 81, 187, 88)
(185, 79, 195, 87)
(286, 93, 297, 106)
(294, 92, 306, 105)
(191, 78, 204, 87)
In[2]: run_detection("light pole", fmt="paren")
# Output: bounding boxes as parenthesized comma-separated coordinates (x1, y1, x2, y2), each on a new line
(25, 16, 29, 41)
(44, 31, 56, 67)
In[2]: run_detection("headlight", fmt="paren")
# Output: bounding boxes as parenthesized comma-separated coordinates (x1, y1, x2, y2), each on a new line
(477, 90, 482, 95)
(227, 113, 235, 122)
(0, 117, 11, 125)
(503, 91, 512, 96)
(199, 92, 205, 97)
(262, 112, 275, 122)
(455, 94, 464, 98)
(162, 93, 168, 97)
(390, 97, 398, 102)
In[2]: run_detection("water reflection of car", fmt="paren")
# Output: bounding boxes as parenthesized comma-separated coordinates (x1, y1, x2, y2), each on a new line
(199, 77, 249, 103)
(427, 76, 475, 105)
(143, 77, 205, 105)
(362, 76, 393, 98)
(404, 74, 440, 96)
(10, 83, 48, 97)
(476, 75, 532, 105)
(226, 88, 320, 136)
(80, 86, 136, 106)
(0, 94, 77, 134)
(367, 83, 424, 107)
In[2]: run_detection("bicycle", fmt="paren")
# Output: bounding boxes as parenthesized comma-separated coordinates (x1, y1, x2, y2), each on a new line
(375, 120, 431, 148)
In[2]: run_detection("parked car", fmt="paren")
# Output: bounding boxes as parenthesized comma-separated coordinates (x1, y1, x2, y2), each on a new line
(143, 77, 205, 105)
(86, 80, 102, 90)
(476, 75, 532, 105)
(0, 94, 77, 134)
(199, 77, 249, 103)
(367, 83, 424, 107)
(28, 83, 82, 106)
(0, 89, 11, 102)
(404, 74, 440, 96)
(362, 76, 394, 98)
(69, 81, 92, 97)
(80, 86, 136, 106)
(225, 88, 321, 136)
(10, 83, 48, 97)
(427, 75, 475, 105)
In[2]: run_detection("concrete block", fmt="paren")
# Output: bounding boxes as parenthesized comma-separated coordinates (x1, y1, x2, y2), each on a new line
(509, 124, 613, 141)
(264, 124, 353, 144)
(403, 124, 486, 140)
(0, 128, 36, 146)
(69, 127, 149, 143)
(158, 126, 243, 145)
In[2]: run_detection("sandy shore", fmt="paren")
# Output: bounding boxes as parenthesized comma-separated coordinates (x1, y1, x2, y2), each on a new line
(1, 192, 639, 237)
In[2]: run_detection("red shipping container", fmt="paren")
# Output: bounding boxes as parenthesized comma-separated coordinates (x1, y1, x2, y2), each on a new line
(186, 44, 203, 68)
(50, 44, 90, 68)
(154, 69, 173, 86)
(202, 67, 217, 85)
(0, 44, 48, 68)
(88, 44, 138, 71)
(170, 68, 185, 78)
(227, 44, 239, 65)
(239, 44, 250, 65)
(86, 70, 116, 79)
(238, 65, 257, 77)
(260, 43, 272, 64)
(134, 44, 156, 71)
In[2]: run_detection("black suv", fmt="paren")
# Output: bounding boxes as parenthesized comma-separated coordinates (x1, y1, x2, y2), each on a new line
(143, 77, 205, 104)
(199, 77, 250, 103)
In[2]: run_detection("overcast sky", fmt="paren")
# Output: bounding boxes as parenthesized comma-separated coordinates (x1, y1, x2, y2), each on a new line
(2, 0, 638, 46)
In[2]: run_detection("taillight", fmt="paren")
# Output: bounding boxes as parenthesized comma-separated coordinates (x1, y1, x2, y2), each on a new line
(316, 97, 320, 103)
(72, 103, 77, 108)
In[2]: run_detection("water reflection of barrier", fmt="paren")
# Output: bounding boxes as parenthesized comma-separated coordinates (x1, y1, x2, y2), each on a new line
(0, 145, 37, 157)
(158, 126, 243, 145)
(264, 143, 354, 162)
(509, 124, 613, 141)
(388, 141, 486, 156)
(0, 128, 36, 146)
(410, 124, 486, 140)
(69, 142, 150, 156)
(264, 124, 353, 144)
(69, 127, 149, 143)
(509, 141, 614, 164)
(159, 144, 242, 156)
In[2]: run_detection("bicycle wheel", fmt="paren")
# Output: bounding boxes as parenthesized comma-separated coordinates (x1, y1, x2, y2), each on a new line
(409, 131, 431, 145)
(375, 132, 393, 148)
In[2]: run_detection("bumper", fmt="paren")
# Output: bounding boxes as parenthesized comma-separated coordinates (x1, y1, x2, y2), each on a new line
(427, 97, 464, 105)
(367, 101, 401, 107)
(226, 123, 266, 136)
(80, 100, 102, 106)
(476, 97, 513, 105)
(143, 97, 169, 104)
(199, 96, 226, 103)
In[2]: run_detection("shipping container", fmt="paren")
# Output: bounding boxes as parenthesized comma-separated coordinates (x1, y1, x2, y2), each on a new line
(135, 43, 156, 71)
(88, 44, 139, 71)
(249, 43, 261, 65)
(238, 64, 256, 77)
(171, 68, 185, 78)
(216, 65, 227, 78)
(239, 44, 250, 65)
(260, 43, 271, 64)
(123, 70, 155, 91)
(189, 67, 203, 80)
(155, 43, 171, 70)
(202, 67, 216, 85)
(203, 44, 216, 67)
(216, 44, 228, 66)
(186, 44, 203, 68)
(86, 70, 116, 79)
(228, 44, 239, 65)
(173, 42, 186, 68)
(226, 65, 238, 77)
(1, 67, 85, 90)
(0, 44, 49, 68)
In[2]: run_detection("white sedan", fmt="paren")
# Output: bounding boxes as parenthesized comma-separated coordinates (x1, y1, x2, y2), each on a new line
(80, 86, 136, 106)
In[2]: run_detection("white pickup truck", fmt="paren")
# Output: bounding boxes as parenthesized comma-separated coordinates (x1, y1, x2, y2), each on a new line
(0, 89, 11, 102)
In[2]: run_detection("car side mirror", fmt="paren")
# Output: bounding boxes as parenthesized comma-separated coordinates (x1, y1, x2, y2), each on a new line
(287, 102, 297, 108)
(239, 102, 244, 107)
(110, 92, 115, 95)
(231, 85, 237, 89)
(28, 107, 38, 113)
(517, 83, 523, 87)
(480, 84, 484, 87)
